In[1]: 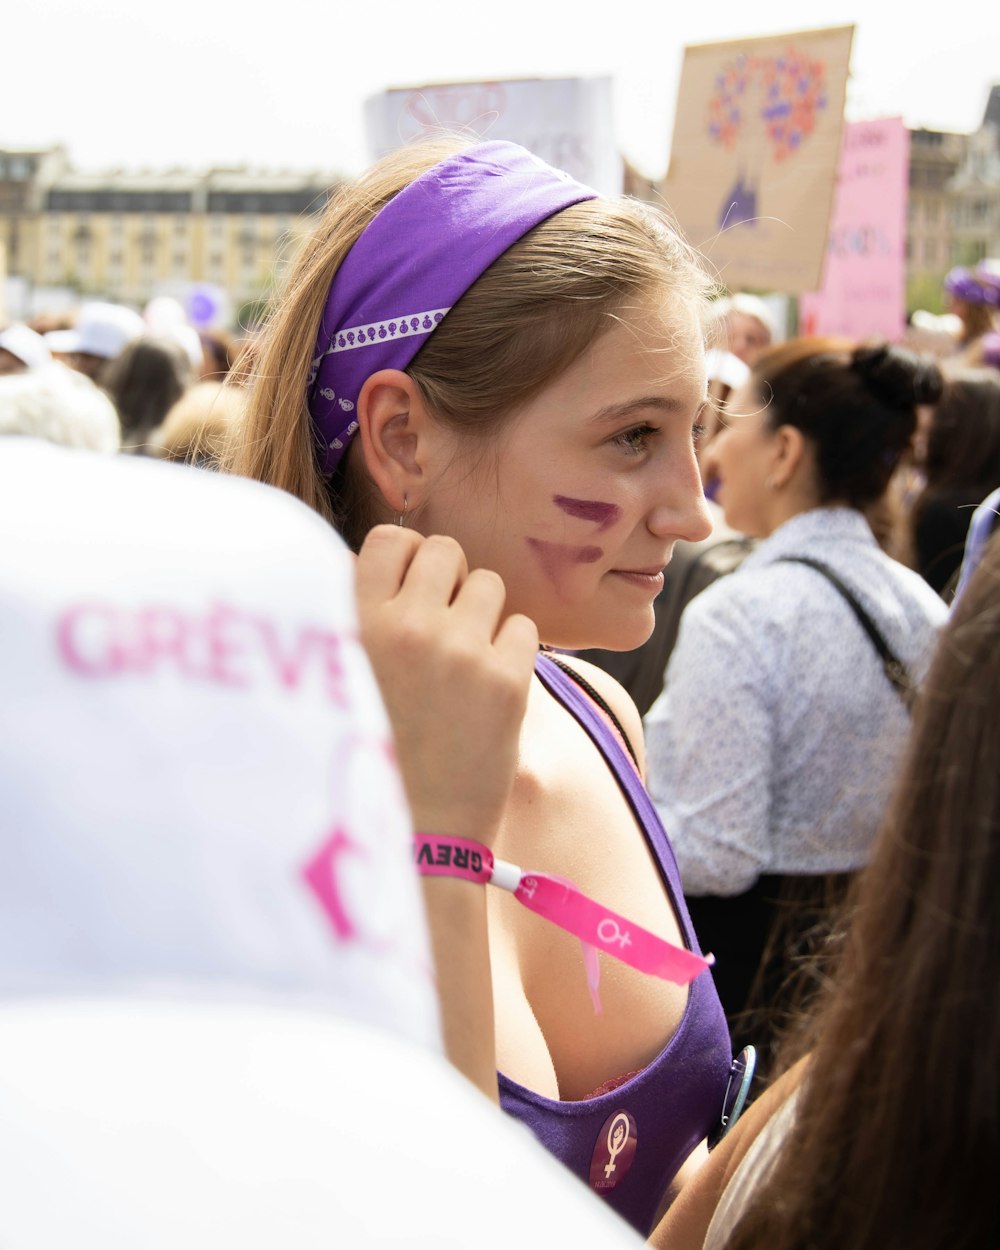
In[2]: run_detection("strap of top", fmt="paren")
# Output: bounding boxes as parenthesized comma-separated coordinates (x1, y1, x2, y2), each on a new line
(776, 556, 915, 710)
(533, 653, 702, 954)
(541, 653, 640, 768)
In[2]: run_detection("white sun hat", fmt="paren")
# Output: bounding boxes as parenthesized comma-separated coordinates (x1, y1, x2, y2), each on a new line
(0, 322, 52, 370)
(45, 301, 144, 359)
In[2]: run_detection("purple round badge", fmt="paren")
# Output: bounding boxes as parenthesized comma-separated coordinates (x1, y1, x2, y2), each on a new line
(588, 1109, 637, 1193)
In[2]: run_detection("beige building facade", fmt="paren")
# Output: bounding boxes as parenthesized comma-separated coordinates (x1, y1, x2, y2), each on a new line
(0, 151, 339, 321)
(906, 127, 967, 312)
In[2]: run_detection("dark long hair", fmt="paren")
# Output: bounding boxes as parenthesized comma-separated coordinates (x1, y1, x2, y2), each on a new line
(920, 368, 1000, 499)
(103, 337, 193, 451)
(725, 534, 1000, 1250)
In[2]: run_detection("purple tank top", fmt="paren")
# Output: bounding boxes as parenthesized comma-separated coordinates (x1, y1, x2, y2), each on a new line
(498, 655, 733, 1236)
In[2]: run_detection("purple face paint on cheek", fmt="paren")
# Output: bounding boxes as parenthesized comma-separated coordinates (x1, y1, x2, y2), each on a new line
(526, 538, 604, 581)
(553, 495, 622, 532)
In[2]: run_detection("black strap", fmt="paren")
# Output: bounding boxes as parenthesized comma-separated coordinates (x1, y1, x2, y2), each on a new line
(542, 654, 641, 768)
(777, 556, 915, 711)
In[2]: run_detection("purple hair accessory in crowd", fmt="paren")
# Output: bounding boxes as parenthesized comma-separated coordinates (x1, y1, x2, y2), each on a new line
(944, 265, 1000, 308)
(307, 141, 598, 475)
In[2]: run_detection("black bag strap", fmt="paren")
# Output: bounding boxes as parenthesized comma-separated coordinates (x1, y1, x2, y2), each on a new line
(542, 653, 641, 768)
(776, 556, 915, 711)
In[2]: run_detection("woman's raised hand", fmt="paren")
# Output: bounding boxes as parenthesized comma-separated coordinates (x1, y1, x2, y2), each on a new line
(355, 525, 538, 845)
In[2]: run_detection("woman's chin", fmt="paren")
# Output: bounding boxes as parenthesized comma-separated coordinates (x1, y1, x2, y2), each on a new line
(541, 609, 655, 654)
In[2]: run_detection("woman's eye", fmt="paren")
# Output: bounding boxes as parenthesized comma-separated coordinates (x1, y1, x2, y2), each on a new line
(692, 421, 708, 448)
(612, 424, 656, 455)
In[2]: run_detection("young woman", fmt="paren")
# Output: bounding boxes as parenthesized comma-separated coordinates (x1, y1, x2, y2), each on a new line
(644, 339, 948, 1065)
(226, 138, 736, 1234)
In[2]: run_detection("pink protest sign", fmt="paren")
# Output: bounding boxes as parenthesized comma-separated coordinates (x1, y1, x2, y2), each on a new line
(800, 118, 910, 341)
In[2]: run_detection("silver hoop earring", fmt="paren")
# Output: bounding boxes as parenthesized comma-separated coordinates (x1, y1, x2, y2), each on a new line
(395, 494, 408, 527)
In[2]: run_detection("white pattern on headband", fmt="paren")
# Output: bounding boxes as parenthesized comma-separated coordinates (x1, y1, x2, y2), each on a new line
(318, 308, 452, 360)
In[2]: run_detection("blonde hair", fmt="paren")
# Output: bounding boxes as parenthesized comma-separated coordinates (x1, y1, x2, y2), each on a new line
(227, 137, 717, 548)
(148, 380, 246, 467)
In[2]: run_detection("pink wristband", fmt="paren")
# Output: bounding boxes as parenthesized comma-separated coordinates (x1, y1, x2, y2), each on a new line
(414, 833, 494, 884)
(411, 834, 711, 992)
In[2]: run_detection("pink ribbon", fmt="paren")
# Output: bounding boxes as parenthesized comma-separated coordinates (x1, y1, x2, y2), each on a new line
(414, 836, 712, 1000)
(512, 871, 712, 987)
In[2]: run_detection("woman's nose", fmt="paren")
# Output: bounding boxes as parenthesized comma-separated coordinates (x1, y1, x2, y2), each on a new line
(646, 462, 713, 544)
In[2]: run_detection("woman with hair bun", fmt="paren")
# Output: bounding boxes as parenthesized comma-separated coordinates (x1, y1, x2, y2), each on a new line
(645, 339, 949, 1066)
(226, 137, 738, 1234)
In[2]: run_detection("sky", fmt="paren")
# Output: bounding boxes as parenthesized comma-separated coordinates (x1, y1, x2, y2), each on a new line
(4, 0, 999, 180)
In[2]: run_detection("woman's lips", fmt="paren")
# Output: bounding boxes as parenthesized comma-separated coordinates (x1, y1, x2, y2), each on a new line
(609, 567, 665, 590)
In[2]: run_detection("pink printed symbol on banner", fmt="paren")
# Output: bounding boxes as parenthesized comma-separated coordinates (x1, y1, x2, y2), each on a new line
(301, 826, 365, 940)
(589, 1110, 638, 1193)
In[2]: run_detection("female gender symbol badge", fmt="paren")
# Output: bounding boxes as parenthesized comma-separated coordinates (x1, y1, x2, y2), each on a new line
(589, 1110, 637, 1193)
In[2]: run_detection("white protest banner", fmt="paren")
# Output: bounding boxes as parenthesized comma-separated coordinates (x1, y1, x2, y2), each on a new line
(365, 77, 622, 196)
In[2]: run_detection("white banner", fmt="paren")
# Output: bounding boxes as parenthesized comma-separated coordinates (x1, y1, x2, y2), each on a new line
(365, 77, 622, 196)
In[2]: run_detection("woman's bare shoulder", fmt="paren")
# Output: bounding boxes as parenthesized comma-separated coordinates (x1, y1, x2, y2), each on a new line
(547, 653, 646, 778)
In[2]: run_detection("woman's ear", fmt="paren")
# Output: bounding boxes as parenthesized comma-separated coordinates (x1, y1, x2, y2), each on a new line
(770, 424, 811, 491)
(356, 370, 440, 513)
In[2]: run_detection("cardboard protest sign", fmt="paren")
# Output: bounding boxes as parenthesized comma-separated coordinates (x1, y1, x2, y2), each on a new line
(661, 26, 854, 293)
(365, 77, 622, 195)
(799, 118, 909, 341)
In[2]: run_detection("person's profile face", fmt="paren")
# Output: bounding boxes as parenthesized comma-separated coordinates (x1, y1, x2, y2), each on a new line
(415, 294, 713, 651)
(726, 312, 771, 367)
(706, 380, 779, 538)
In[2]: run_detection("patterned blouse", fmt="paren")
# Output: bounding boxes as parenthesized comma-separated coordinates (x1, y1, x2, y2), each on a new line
(644, 507, 947, 897)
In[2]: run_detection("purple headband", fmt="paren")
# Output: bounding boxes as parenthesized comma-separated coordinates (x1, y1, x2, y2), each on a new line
(307, 141, 598, 475)
(944, 266, 999, 308)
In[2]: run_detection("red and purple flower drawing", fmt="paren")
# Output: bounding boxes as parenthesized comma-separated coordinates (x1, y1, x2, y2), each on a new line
(707, 48, 829, 229)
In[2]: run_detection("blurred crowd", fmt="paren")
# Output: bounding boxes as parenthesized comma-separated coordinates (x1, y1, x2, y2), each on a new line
(0, 296, 253, 464)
